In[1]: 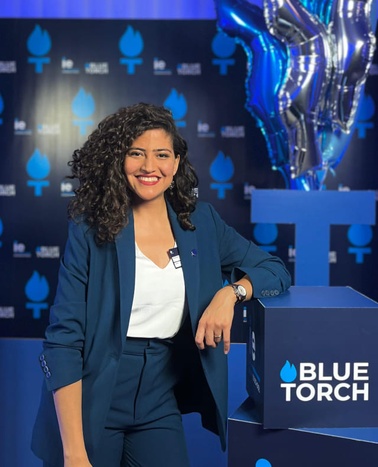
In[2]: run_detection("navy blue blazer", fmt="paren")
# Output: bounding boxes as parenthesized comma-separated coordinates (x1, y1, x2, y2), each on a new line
(32, 201, 291, 465)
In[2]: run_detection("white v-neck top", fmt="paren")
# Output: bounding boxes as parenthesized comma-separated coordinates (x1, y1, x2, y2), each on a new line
(127, 243, 186, 338)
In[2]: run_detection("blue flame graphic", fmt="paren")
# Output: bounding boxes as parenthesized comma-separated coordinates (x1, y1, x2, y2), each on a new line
(164, 89, 187, 121)
(348, 224, 373, 247)
(119, 26, 144, 57)
(27, 25, 52, 56)
(212, 31, 236, 57)
(0, 218, 3, 236)
(72, 88, 95, 118)
(0, 94, 4, 114)
(25, 271, 49, 302)
(26, 149, 50, 179)
(254, 224, 278, 245)
(256, 459, 272, 467)
(280, 360, 297, 383)
(210, 151, 234, 182)
(358, 94, 375, 122)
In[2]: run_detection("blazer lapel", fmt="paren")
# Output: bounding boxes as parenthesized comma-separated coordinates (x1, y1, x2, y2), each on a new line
(115, 212, 136, 344)
(167, 203, 200, 332)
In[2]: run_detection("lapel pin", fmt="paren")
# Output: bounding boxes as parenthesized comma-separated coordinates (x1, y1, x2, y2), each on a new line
(191, 249, 197, 257)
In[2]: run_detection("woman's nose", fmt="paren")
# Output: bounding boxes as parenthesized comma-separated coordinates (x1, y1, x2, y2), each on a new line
(141, 155, 155, 172)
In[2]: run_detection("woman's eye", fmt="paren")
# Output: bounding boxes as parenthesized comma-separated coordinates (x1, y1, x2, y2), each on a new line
(128, 151, 143, 157)
(157, 153, 169, 159)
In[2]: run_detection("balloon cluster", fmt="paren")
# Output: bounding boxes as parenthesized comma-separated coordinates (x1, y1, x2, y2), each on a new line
(214, 0, 377, 189)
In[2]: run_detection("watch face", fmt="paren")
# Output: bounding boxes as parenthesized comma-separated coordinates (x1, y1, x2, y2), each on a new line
(237, 285, 247, 297)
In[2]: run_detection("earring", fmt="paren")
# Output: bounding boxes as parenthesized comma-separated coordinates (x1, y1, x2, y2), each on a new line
(169, 180, 175, 193)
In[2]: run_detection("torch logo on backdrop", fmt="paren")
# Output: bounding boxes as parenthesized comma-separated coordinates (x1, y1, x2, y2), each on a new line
(119, 25, 144, 74)
(347, 224, 373, 264)
(280, 360, 370, 402)
(25, 271, 50, 319)
(26, 149, 50, 196)
(27, 24, 51, 73)
(211, 31, 236, 75)
(72, 87, 95, 136)
(355, 94, 375, 139)
(164, 89, 187, 128)
(253, 224, 278, 253)
(209, 151, 234, 199)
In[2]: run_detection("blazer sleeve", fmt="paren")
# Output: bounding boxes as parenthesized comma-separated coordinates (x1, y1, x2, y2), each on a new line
(38, 220, 90, 392)
(207, 203, 291, 297)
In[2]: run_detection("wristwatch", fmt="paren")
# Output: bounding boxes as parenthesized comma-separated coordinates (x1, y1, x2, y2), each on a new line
(229, 283, 247, 304)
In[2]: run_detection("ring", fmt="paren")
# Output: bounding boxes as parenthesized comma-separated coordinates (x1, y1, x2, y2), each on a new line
(214, 335, 222, 339)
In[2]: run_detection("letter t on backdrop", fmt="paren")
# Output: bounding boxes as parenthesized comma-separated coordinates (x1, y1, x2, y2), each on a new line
(251, 190, 376, 285)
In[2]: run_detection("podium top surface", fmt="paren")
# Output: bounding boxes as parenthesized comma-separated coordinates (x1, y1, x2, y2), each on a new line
(257, 286, 378, 309)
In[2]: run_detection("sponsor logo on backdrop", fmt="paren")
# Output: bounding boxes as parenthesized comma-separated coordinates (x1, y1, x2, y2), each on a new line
(177, 62, 201, 76)
(253, 224, 278, 253)
(280, 360, 370, 402)
(60, 178, 76, 197)
(13, 240, 32, 258)
(0, 93, 3, 124)
(35, 245, 60, 259)
(119, 25, 144, 74)
(348, 224, 373, 263)
(211, 31, 236, 75)
(37, 123, 61, 135)
(0, 307, 15, 319)
(27, 24, 51, 73)
(72, 87, 95, 136)
(197, 120, 215, 138)
(0, 185, 16, 196)
(288, 246, 337, 264)
(164, 89, 187, 128)
(25, 270, 50, 319)
(61, 57, 80, 74)
(26, 149, 50, 196)
(153, 57, 172, 75)
(0, 61, 17, 73)
(14, 118, 32, 135)
(209, 150, 234, 199)
(221, 125, 245, 138)
(356, 94, 375, 139)
(0, 217, 3, 247)
(85, 62, 109, 75)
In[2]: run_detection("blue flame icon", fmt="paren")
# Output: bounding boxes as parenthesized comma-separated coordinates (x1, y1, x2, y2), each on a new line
(212, 31, 236, 75)
(355, 94, 375, 139)
(280, 360, 297, 383)
(27, 24, 51, 73)
(72, 88, 95, 135)
(26, 149, 50, 179)
(0, 93, 3, 124)
(256, 459, 272, 467)
(164, 89, 187, 127)
(210, 151, 234, 199)
(119, 26, 144, 74)
(253, 224, 278, 252)
(26, 149, 50, 196)
(25, 271, 49, 319)
(348, 224, 373, 264)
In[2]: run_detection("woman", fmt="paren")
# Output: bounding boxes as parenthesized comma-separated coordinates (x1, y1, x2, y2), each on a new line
(32, 103, 291, 467)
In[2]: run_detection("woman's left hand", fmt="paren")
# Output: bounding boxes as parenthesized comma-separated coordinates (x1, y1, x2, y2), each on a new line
(194, 286, 237, 355)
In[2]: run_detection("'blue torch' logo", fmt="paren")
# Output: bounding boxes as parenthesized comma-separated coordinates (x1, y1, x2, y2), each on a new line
(27, 24, 51, 73)
(210, 150, 234, 199)
(72, 88, 95, 136)
(211, 31, 236, 75)
(26, 149, 51, 196)
(119, 25, 144, 74)
(164, 89, 187, 128)
(25, 271, 49, 319)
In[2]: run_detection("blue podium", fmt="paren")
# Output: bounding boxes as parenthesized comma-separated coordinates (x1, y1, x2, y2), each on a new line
(228, 286, 378, 466)
(246, 286, 378, 428)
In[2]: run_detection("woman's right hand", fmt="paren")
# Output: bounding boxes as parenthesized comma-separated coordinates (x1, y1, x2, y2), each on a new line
(64, 455, 93, 467)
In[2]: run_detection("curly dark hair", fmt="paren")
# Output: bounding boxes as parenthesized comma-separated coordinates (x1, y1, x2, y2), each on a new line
(68, 103, 198, 244)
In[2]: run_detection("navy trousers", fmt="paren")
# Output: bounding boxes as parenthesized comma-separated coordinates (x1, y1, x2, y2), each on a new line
(91, 337, 190, 467)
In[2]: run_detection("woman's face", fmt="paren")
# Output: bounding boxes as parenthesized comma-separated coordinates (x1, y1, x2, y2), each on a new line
(124, 128, 180, 205)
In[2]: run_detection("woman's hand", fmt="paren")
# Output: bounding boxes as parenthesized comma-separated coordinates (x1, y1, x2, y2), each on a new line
(194, 286, 236, 355)
(64, 458, 92, 467)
